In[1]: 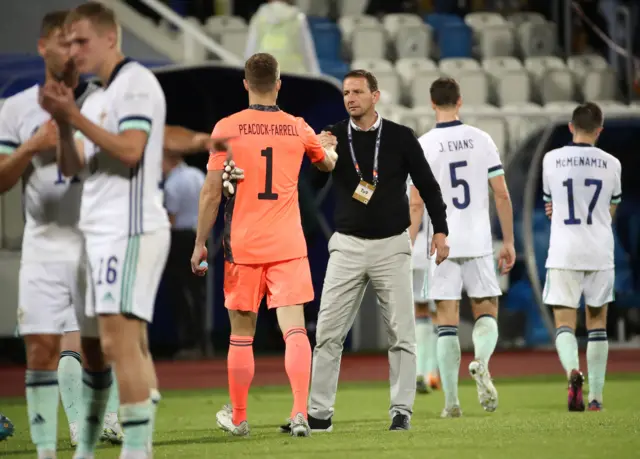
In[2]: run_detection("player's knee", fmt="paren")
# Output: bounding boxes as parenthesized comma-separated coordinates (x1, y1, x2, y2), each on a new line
(552, 306, 577, 329)
(586, 304, 608, 329)
(228, 310, 256, 336)
(81, 337, 108, 371)
(415, 303, 430, 317)
(435, 300, 459, 325)
(60, 331, 81, 354)
(275, 305, 305, 332)
(471, 297, 498, 318)
(25, 335, 60, 370)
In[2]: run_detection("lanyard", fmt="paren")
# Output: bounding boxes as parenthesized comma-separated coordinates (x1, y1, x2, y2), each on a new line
(347, 118, 383, 186)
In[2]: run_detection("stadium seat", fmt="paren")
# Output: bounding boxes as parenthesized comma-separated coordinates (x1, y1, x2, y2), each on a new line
(336, 0, 368, 16)
(382, 13, 423, 39)
(395, 57, 437, 89)
(566, 53, 609, 75)
(477, 25, 516, 58)
(338, 15, 380, 45)
(424, 13, 464, 40)
(517, 21, 557, 57)
(539, 69, 574, 103)
(524, 56, 566, 79)
(439, 57, 481, 75)
(319, 58, 349, 80)
(377, 103, 409, 123)
(457, 71, 490, 106)
(464, 12, 507, 31)
(351, 58, 393, 72)
(494, 70, 531, 106)
(410, 70, 443, 107)
(220, 29, 248, 59)
(438, 23, 473, 58)
(311, 22, 342, 61)
(296, 0, 332, 16)
(543, 101, 578, 116)
(464, 116, 508, 159)
(482, 56, 524, 75)
(409, 106, 436, 135)
(500, 104, 547, 151)
(306, 16, 333, 27)
(506, 11, 546, 28)
(394, 24, 433, 60)
(375, 71, 402, 105)
(581, 68, 618, 101)
(588, 100, 631, 115)
(350, 26, 387, 60)
(459, 104, 500, 116)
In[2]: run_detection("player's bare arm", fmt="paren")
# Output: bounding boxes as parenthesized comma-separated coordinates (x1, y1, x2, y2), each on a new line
(0, 121, 57, 194)
(409, 185, 424, 245)
(56, 120, 85, 177)
(191, 169, 224, 275)
(40, 80, 147, 168)
(315, 130, 338, 172)
(406, 134, 449, 264)
(609, 204, 618, 219)
(489, 174, 515, 274)
(164, 125, 234, 157)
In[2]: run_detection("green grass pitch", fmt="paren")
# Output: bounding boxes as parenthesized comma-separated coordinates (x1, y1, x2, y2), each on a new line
(2, 374, 640, 458)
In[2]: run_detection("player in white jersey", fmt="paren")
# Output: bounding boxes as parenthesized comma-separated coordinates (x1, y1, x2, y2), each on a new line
(407, 185, 440, 394)
(411, 78, 515, 418)
(542, 102, 621, 412)
(0, 11, 124, 454)
(37, 3, 228, 458)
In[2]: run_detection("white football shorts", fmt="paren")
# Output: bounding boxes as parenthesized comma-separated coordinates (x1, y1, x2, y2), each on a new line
(80, 229, 170, 337)
(17, 261, 83, 335)
(543, 268, 614, 308)
(430, 254, 502, 300)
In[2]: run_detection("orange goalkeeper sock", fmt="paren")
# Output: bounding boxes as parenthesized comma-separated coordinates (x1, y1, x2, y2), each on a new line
(228, 335, 254, 425)
(283, 327, 311, 419)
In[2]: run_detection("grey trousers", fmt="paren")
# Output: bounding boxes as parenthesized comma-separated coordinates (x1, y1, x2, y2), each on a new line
(308, 231, 417, 420)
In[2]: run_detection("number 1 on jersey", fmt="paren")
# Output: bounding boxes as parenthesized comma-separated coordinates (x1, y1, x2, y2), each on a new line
(562, 177, 602, 225)
(258, 147, 278, 200)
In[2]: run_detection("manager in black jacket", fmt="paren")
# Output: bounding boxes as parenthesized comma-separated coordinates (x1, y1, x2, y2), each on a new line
(283, 70, 449, 433)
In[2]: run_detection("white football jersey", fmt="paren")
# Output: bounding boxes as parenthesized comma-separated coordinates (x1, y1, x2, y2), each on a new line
(76, 59, 169, 241)
(542, 143, 622, 270)
(407, 181, 431, 268)
(0, 82, 99, 262)
(418, 120, 503, 258)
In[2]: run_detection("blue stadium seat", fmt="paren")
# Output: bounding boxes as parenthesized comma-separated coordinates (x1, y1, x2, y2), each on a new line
(424, 13, 463, 41)
(311, 22, 342, 61)
(0, 70, 44, 98)
(319, 59, 348, 81)
(307, 16, 333, 27)
(438, 23, 472, 58)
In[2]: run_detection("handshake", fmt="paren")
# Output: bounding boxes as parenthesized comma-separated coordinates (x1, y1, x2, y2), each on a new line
(222, 159, 244, 197)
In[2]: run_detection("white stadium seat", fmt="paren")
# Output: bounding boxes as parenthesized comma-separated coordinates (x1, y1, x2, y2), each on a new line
(375, 70, 402, 105)
(377, 104, 409, 124)
(494, 70, 531, 106)
(337, 0, 369, 17)
(382, 13, 423, 39)
(410, 70, 442, 107)
(410, 106, 436, 135)
(464, 12, 507, 31)
(518, 21, 557, 57)
(395, 58, 437, 86)
(351, 58, 393, 72)
(439, 57, 481, 76)
(338, 15, 380, 44)
(457, 71, 490, 106)
(482, 56, 524, 76)
(220, 29, 248, 59)
(539, 69, 574, 103)
(459, 104, 500, 116)
(567, 53, 609, 76)
(394, 24, 433, 59)
(507, 11, 546, 28)
(477, 25, 516, 58)
(581, 68, 618, 101)
(351, 26, 387, 59)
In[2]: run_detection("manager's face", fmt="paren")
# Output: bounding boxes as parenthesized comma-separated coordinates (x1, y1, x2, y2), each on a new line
(343, 77, 379, 119)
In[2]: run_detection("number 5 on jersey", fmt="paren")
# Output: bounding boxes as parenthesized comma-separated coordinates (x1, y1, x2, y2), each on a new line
(449, 161, 470, 209)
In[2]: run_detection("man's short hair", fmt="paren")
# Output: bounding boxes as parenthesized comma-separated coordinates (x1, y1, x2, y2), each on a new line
(344, 69, 379, 92)
(40, 10, 68, 38)
(430, 77, 461, 107)
(65, 1, 118, 31)
(244, 53, 280, 93)
(571, 102, 604, 133)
